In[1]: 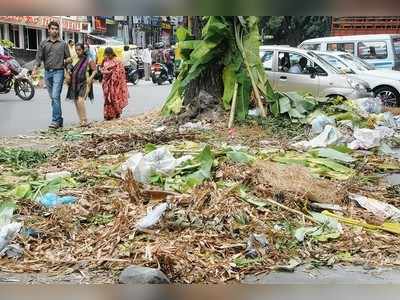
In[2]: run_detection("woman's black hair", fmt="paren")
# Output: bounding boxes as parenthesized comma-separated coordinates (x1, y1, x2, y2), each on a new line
(104, 47, 116, 58)
(75, 42, 85, 50)
(75, 42, 86, 55)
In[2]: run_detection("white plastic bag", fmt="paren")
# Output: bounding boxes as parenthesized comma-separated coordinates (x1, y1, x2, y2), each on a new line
(0, 206, 22, 253)
(348, 128, 383, 150)
(294, 125, 341, 150)
(136, 203, 169, 231)
(121, 147, 192, 183)
(354, 97, 383, 114)
(349, 194, 400, 221)
(0, 223, 22, 252)
(311, 115, 336, 135)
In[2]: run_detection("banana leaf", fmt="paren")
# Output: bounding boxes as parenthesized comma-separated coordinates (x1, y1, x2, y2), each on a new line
(235, 73, 252, 121)
(222, 64, 237, 109)
(309, 148, 356, 164)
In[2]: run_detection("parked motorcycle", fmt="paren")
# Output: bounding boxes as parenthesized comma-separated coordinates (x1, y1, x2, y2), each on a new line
(125, 59, 143, 85)
(0, 53, 35, 101)
(151, 62, 173, 85)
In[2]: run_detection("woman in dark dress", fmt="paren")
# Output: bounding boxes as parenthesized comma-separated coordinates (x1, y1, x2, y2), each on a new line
(66, 43, 97, 127)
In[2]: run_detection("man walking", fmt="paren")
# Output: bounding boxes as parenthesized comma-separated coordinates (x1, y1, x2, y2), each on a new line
(141, 44, 152, 81)
(33, 21, 71, 129)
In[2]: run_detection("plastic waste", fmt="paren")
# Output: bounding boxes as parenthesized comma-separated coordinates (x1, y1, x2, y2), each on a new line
(136, 203, 169, 231)
(293, 125, 341, 150)
(154, 126, 167, 133)
(38, 193, 76, 208)
(379, 144, 400, 160)
(45, 171, 72, 181)
(2, 244, 23, 259)
(244, 233, 269, 259)
(354, 97, 383, 114)
(375, 126, 395, 139)
(349, 193, 400, 221)
(311, 115, 336, 135)
(0, 223, 22, 252)
(121, 147, 192, 184)
(20, 227, 42, 239)
(337, 120, 354, 130)
(380, 112, 398, 129)
(348, 127, 391, 150)
(0, 203, 22, 253)
(248, 108, 261, 117)
(394, 115, 400, 128)
(178, 121, 210, 133)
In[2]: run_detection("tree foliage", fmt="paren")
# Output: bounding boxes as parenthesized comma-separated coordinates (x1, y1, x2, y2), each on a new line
(260, 16, 331, 46)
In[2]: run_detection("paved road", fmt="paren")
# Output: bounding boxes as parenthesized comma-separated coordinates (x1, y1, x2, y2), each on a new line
(0, 80, 171, 137)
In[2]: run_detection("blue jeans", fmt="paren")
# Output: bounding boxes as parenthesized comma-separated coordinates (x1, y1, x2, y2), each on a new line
(45, 69, 64, 125)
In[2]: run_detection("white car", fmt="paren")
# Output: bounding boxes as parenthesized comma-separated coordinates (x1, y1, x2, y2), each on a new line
(315, 51, 400, 107)
(260, 45, 372, 100)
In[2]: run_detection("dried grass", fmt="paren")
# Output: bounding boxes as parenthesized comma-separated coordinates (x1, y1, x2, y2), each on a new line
(254, 161, 343, 204)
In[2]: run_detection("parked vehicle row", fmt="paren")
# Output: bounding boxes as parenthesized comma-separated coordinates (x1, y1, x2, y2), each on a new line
(299, 34, 400, 71)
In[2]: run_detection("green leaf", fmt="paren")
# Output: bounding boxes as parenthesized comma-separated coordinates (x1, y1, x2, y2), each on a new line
(306, 157, 354, 175)
(295, 212, 342, 242)
(235, 73, 252, 121)
(161, 78, 185, 116)
(310, 148, 356, 163)
(226, 150, 255, 164)
(144, 144, 157, 154)
(278, 96, 291, 114)
(288, 108, 305, 119)
(183, 145, 214, 189)
(239, 189, 268, 208)
(176, 26, 190, 42)
(14, 184, 31, 199)
(222, 65, 237, 109)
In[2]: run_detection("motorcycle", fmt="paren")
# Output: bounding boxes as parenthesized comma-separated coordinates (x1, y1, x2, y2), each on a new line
(151, 62, 173, 85)
(0, 53, 35, 101)
(125, 58, 142, 85)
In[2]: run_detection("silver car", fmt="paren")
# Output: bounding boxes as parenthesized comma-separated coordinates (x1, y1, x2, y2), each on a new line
(260, 45, 372, 99)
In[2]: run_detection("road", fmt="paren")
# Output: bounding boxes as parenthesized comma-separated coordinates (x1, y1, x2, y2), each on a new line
(0, 81, 171, 137)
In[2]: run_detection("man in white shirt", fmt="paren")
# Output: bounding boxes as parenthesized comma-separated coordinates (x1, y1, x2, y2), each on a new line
(289, 57, 308, 74)
(141, 44, 152, 81)
(0, 45, 4, 56)
(122, 45, 134, 67)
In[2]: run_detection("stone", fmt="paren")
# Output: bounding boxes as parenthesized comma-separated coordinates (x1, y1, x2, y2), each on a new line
(118, 265, 170, 284)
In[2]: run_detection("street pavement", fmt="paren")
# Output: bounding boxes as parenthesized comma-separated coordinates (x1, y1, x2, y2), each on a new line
(0, 80, 171, 137)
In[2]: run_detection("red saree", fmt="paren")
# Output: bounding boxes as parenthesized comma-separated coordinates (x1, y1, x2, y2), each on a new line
(101, 58, 129, 120)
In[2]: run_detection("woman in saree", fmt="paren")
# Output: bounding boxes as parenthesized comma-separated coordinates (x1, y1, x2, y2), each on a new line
(101, 47, 129, 120)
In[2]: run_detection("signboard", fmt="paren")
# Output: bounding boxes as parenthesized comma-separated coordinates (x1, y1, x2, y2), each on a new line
(0, 16, 88, 32)
(94, 17, 107, 33)
(106, 18, 116, 25)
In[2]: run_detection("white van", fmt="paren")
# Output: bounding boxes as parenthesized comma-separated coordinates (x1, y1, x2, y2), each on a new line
(299, 34, 400, 71)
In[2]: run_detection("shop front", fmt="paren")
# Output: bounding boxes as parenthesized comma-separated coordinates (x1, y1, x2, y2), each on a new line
(0, 16, 89, 52)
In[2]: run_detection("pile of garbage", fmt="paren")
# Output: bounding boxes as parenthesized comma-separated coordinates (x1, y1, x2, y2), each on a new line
(0, 97, 399, 283)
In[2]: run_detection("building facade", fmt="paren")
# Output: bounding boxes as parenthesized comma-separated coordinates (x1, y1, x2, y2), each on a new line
(331, 16, 400, 36)
(0, 16, 90, 62)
